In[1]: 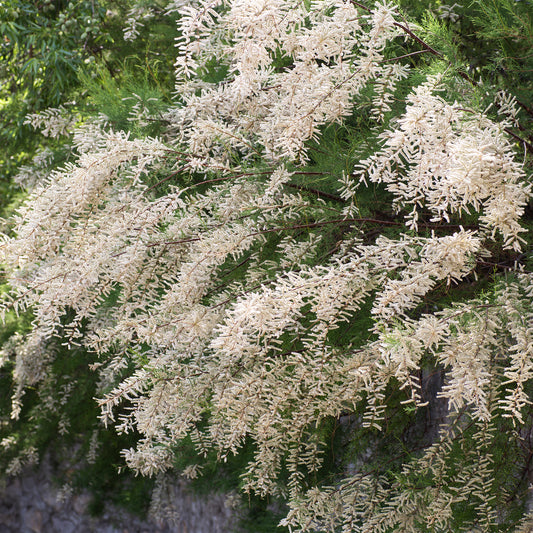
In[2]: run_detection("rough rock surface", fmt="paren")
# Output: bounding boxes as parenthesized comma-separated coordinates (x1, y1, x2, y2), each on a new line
(0, 457, 237, 533)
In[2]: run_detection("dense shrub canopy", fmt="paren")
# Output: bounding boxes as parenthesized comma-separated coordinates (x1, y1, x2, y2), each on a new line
(1, 0, 533, 530)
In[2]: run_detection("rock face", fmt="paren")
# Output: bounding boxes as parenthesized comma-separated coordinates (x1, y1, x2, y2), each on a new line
(0, 457, 238, 533)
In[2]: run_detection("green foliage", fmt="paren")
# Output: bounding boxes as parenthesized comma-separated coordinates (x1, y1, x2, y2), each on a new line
(78, 64, 171, 136)
(465, 0, 533, 99)
(0, 1, 105, 175)
(0, 1, 106, 102)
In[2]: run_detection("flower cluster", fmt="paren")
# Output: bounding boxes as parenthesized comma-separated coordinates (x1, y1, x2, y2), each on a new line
(169, 0, 408, 161)
(350, 77, 531, 249)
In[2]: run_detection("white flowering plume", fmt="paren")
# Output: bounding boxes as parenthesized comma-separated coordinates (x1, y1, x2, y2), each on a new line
(24, 105, 80, 138)
(350, 77, 531, 250)
(169, 0, 409, 162)
(1, 1, 532, 530)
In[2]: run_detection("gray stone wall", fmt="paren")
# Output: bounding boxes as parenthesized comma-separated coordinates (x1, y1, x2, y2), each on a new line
(0, 458, 238, 533)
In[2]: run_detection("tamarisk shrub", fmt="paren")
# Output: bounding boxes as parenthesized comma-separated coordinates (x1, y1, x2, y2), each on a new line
(1, 1, 532, 530)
